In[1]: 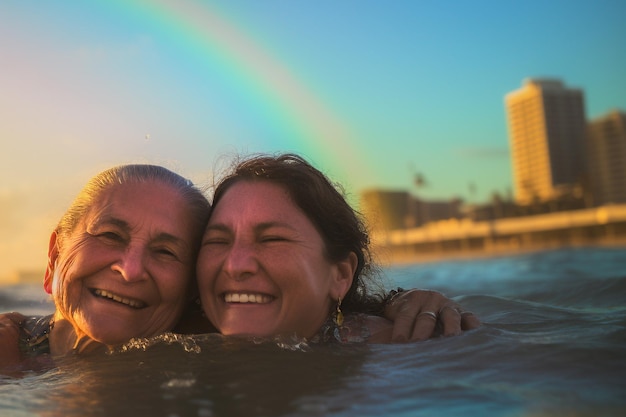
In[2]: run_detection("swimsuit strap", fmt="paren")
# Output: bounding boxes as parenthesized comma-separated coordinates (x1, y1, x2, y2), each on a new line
(18, 314, 54, 356)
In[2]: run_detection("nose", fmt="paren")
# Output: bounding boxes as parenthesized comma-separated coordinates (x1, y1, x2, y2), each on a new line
(112, 243, 148, 282)
(222, 239, 258, 280)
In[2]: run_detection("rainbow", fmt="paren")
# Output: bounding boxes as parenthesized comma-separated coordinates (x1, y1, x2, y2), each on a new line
(104, 0, 370, 186)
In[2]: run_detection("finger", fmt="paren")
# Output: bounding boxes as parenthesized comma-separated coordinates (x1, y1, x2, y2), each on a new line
(460, 311, 481, 330)
(438, 305, 462, 336)
(410, 310, 439, 341)
(387, 289, 442, 342)
(403, 290, 445, 341)
(407, 290, 449, 340)
(388, 299, 419, 343)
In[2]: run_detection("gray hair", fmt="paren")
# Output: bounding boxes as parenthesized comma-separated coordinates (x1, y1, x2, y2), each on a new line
(55, 164, 210, 245)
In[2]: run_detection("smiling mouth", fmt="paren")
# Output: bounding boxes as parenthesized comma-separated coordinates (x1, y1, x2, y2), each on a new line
(91, 288, 147, 309)
(224, 292, 273, 304)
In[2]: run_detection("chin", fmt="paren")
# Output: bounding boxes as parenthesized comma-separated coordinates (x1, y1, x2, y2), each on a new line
(223, 328, 265, 337)
(83, 319, 135, 345)
(218, 314, 272, 336)
(221, 323, 274, 337)
(88, 329, 132, 346)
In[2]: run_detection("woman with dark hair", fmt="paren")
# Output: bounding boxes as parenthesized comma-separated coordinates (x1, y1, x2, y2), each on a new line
(197, 153, 479, 342)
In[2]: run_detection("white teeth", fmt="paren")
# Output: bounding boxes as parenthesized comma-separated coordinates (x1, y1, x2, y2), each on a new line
(224, 293, 272, 304)
(93, 289, 145, 308)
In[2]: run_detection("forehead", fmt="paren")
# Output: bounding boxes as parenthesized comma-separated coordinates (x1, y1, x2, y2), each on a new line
(85, 181, 191, 231)
(210, 180, 330, 252)
(212, 181, 305, 222)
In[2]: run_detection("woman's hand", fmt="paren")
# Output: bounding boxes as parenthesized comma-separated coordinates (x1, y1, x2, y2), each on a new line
(0, 312, 26, 370)
(384, 289, 480, 342)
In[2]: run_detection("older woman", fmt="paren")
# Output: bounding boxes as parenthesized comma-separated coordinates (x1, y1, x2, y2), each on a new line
(1, 164, 211, 372)
(197, 153, 479, 343)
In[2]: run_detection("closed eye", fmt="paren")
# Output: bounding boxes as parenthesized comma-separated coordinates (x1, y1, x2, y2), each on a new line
(154, 247, 178, 259)
(202, 224, 231, 246)
(97, 231, 124, 243)
(260, 235, 288, 243)
(202, 236, 230, 245)
(202, 238, 228, 245)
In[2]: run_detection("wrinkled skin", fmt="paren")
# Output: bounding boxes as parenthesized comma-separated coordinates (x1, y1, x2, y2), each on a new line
(45, 181, 199, 354)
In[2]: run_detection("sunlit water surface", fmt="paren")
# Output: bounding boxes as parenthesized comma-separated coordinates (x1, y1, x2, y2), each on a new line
(1, 246, 625, 417)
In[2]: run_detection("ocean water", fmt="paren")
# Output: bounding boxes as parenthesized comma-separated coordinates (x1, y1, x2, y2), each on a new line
(1, 246, 625, 417)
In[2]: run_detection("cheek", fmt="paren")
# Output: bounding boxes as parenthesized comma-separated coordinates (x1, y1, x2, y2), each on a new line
(55, 238, 106, 286)
(289, 255, 335, 292)
(156, 266, 193, 304)
(51, 265, 83, 318)
(197, 250, 220, 286)
(53, 253, 83, 294)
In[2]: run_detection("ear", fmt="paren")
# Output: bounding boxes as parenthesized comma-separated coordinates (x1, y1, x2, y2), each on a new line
(44, 231, 59, 295)
(330, 252, 358, 300)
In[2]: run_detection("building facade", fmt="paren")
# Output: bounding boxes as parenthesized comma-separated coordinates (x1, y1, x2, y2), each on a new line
(360, 189, 414, 230)
(587, 110, 626, 205)
(505, 79, 587, 204)
(359, 189, 462, 231)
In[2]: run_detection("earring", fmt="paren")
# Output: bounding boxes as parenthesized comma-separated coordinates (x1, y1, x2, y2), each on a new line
(333, 297, 344, 327)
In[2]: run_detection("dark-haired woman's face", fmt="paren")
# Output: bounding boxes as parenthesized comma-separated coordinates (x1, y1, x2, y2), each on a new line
(49, 181, 197, 345)
(197, 181, 354, 338)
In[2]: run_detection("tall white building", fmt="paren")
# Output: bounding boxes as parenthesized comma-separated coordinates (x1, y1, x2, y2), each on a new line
(505, 79, 587, 204)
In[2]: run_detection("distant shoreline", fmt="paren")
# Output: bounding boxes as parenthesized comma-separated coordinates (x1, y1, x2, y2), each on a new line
(371, 205, 626, 266)
(375, 239, 626, 267)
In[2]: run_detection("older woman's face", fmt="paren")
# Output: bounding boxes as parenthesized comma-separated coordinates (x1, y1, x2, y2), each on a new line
(50, 181, 197, 345)
(197, 181, 353, 339)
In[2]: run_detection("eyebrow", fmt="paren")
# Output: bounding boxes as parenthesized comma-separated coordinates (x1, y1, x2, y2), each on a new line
(92, 216, 187, 247)
(93, 216, 128, 230)
(205, 221, 297, 234)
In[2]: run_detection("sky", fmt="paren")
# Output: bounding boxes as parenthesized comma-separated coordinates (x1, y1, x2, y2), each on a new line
(1, 0, 625, 282)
